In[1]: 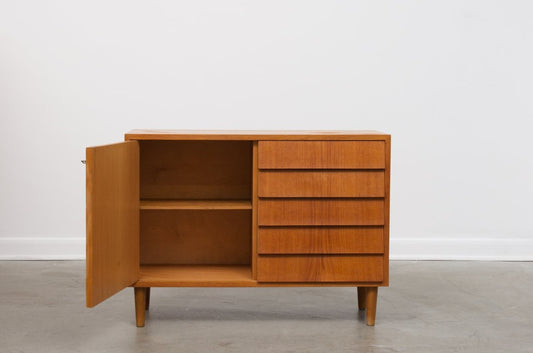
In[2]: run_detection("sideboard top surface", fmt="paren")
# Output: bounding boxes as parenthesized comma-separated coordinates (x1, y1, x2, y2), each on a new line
(125, 130, 389, 141)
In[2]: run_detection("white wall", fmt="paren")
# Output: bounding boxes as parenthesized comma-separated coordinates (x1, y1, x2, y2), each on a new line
(1, 0, 532, 260)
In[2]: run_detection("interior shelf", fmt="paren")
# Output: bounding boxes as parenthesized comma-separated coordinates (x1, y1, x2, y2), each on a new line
(140, 199, 252, 210)
(135, 265, 255, 287)
(134, 265, 369, 288)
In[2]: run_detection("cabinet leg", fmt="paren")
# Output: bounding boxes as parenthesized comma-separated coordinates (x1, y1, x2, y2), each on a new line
(134, 288, 147, 327)
(365, 287, 378, 326)
(357, 287, 367, 310)
(145, 287, 151, 311)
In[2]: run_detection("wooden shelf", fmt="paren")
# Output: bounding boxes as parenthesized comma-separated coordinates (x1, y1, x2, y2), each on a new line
(133, 265, 379, 288)
(140, 200, 252, 210)
(135, 265, 256, 287)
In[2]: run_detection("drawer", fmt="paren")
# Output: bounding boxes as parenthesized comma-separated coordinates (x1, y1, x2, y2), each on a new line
(258, 141, 385, 169)
(258, 170, 385, 197)
(257, 227, 384, 254)
(257, 255, 383, 282)
(258, 199, 384, 226)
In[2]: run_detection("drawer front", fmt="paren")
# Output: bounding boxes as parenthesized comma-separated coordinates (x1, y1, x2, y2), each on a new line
(258, 170, 385, 198)
(257, 255, 383, 282)
(257, 227, 384, 254)
(258, 199, 384, 226)
(258, 141, 385, 169)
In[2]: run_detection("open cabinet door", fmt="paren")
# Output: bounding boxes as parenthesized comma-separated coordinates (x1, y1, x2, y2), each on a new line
(86, 141, 139, 307)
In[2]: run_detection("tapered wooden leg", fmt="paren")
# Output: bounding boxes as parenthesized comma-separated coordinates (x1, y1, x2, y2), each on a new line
(357, 287, 367, 310)
(365, 287, 378, 326)
(145, 287, 151, 311)
(134, 287, 147, 327)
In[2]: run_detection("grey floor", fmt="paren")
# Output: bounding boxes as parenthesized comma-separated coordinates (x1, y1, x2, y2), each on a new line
(0, 261, 532, 353)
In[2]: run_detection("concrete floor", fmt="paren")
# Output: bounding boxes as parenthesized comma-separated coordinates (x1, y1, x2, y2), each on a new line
(0, 261, 532, 353)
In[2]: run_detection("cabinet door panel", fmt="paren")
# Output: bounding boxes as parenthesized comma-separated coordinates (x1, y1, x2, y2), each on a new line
(86, 141, 140, 307)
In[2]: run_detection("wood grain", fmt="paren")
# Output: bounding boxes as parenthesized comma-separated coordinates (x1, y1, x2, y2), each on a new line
(134, 265, 384, 287)
(140, 210, 251, 265)
(258, 199, 384, 226)
(85, 131, 391, 328)
(257, 227, 384, 254)
(251, 142, 259, 279)
(365, 287, 378, 326)
(86, 141, 139, 308)
(258, 170, 385, 197)
(139, 140, 252, 200)
(136, 265, 256, 287)
(134, 287, 146, 327)
(126, 130, 389, 141)
(383, 135, 391, 286)
(258, 141, 385, 169)
(140, 199, 251, 210)
(357, 287, 367, 310)
(145, 287, 150, 311)
(257, 255, 383, 282)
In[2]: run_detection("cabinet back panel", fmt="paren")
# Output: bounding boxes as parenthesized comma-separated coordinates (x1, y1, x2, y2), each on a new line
(139, 141, 252, 200)
(140, 210, 251, 265)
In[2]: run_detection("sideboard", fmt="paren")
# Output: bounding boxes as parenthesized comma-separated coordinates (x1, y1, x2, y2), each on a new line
(85, 130, 391, 326)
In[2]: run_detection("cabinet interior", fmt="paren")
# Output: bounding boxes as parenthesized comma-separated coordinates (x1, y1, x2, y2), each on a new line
(138, 140, 253, 270)
(139, 140, 252, 200)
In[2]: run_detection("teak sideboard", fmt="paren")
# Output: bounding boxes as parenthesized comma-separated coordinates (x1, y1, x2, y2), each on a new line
(85, 130, 391, 326)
